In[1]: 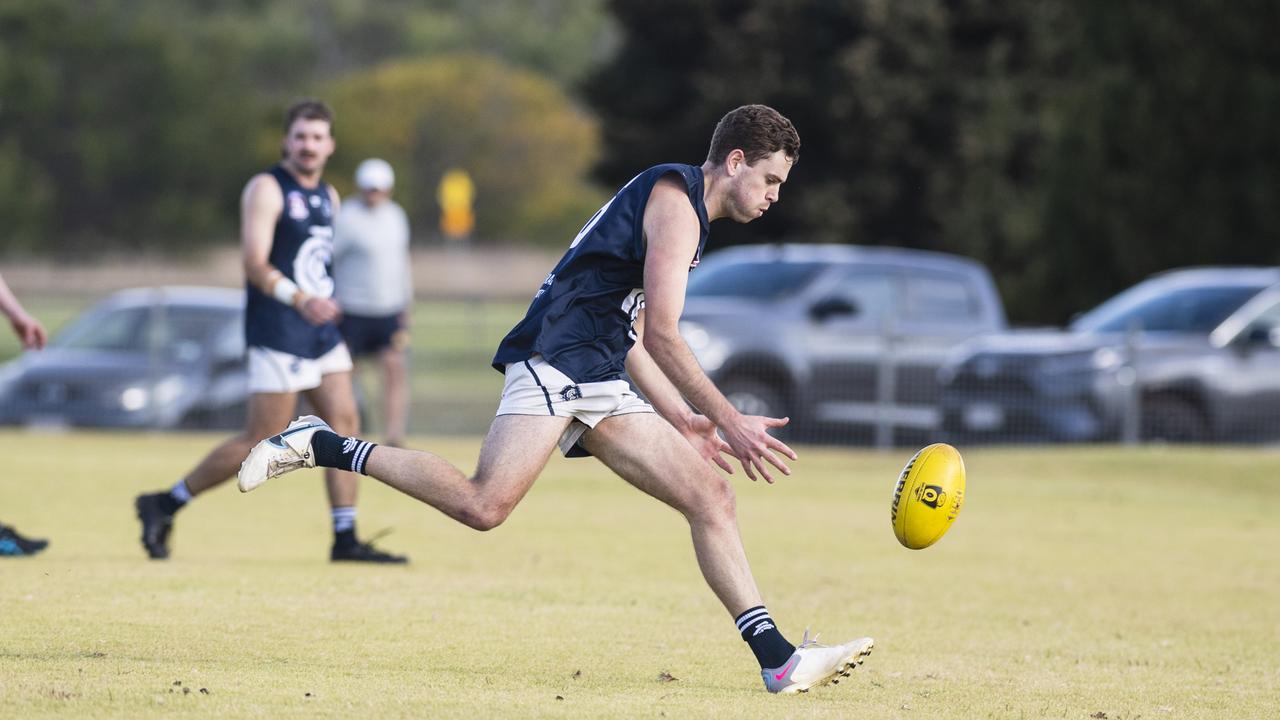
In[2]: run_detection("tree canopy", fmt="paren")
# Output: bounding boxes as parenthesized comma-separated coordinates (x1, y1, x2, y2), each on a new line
(0, 0, 614, 254)
(584, 0, 1280, 322)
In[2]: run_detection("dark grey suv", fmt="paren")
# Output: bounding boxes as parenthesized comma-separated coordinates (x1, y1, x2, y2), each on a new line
(679, 244, 1007, 445)
(939, 267, 1280, 443)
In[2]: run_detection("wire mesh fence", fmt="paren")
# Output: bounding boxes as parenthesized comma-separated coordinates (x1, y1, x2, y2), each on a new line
(3, 288, 1279, 446)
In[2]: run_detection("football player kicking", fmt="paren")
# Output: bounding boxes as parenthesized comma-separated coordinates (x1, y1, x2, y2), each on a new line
(240, 105, 871, 692)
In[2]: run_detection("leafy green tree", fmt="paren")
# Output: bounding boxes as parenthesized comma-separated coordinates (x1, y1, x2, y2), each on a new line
(583, 1, 1062, 258)
(0, 0, 612, 255)
(0, 0, 264, 253)
(585, 0, 1280, 323)
(1030, 0, 1280, 320)
(327, 55, 605, 245)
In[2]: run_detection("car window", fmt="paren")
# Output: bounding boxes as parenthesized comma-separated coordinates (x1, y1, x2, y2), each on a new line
(1073, 284, 1265, 333)
(830, 270, 894, 322)
(54, 306, 149, 351)
(52, 303, 235, 357)
(152, 307, 233, 345)
(687, 261, 826, 300)
(904, 274, 979, 322)
(1245, 301, 1280, 332)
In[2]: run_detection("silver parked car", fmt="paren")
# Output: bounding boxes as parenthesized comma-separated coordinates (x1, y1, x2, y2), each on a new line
(0, 286, 248, 429)
(678, 244, 1007, 445)
(939, 267, 1280, 443)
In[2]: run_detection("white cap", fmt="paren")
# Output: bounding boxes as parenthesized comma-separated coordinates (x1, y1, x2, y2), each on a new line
(355, 158, 395, 191)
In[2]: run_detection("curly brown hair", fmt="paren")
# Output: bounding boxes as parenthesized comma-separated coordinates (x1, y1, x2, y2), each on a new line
(705, 105, 800, 166)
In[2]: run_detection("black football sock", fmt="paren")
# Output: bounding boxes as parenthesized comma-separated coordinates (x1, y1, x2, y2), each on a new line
(311, 431, 378, 475)
(332, 507, 357, 548)
(158, 480, 191, 515)
(735, 606, 796, 669)
(333, 529, 357, 549)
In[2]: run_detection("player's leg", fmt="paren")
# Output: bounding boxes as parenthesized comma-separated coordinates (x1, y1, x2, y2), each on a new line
(304, 368, 361, 508)
(579, 412, 762, 613)
(378, 342, 409, 447)
(304, 368, 408, 563)
(187, 393, 298, 494)
(134, 391, 296, 559)
(579, 412, 873, 693)
(241, 413, 570, 531)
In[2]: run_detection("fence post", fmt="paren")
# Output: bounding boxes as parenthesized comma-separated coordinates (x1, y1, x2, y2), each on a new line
(149, 288, 167, 430)
(1120, 320, 1142, 445)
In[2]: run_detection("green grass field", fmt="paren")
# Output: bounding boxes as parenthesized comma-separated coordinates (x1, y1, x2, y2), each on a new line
(2, 433, 1277, 719)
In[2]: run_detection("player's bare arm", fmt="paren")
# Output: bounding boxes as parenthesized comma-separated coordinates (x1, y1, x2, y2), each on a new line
(639, 176, 797, 482)
(626, 308, 735, 474)
(240, 174, 339, 326)
(0, 272, 47, 350)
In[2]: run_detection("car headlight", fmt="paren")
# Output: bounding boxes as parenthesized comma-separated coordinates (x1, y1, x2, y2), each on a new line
(154, 375, 188, 406)
(1090, 347, 1123, 371)
(679, 321, 730, 373)
(119, 385, 148, 411)
(119, 375, 188, 412)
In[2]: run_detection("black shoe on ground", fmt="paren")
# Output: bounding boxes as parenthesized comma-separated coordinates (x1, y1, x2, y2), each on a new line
(0, 524, 49, 557)
(134, 493, 174, 560)
(331, 537, 408, 564)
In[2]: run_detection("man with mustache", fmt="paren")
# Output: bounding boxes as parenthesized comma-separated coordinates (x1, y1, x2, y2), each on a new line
(135, 100, 406, 564)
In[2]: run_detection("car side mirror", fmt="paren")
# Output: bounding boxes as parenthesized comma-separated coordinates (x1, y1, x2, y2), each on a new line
(809, 296, 859, 322)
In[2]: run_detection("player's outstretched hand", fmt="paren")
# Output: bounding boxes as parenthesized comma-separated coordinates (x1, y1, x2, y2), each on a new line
(721, 414, 797, 484)
(679, 414, 736, 474)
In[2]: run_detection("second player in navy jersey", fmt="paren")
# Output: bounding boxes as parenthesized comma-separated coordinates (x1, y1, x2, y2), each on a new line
(244, 164, 342, 359)
(243, 105, 876, 693)
(136, 100, 406, 564)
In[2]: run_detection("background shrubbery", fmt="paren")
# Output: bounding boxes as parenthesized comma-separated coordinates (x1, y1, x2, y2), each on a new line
(2, 0, 1278, 323)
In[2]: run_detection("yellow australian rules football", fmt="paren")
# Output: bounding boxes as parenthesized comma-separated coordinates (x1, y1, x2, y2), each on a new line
(891, 443, 966, 549)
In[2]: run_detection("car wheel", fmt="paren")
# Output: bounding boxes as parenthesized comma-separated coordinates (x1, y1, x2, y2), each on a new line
(1141, 394, 1208, 443)
(719, 377, 791, 439)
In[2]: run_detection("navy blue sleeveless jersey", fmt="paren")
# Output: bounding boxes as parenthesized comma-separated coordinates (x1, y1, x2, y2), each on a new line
(244, 165, 343, 358)
(492, 164, 710, 382)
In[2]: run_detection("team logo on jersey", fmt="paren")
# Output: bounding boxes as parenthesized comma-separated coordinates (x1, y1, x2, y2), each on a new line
(293, 228, 335, 298)
(621, 289, 645, 341)
(309, 194, 322, 208)
(287, 191, 309, 221)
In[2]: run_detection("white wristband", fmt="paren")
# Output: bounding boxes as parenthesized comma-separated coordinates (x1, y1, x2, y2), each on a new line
(271, 276, 301, 306)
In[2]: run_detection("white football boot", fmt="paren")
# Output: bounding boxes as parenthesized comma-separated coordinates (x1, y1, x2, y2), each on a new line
(238, 415, 331, 493)
(761, 630, 875, 694)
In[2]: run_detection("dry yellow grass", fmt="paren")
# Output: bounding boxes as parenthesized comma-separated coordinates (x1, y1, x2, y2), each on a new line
(2, 431, 1278, 718)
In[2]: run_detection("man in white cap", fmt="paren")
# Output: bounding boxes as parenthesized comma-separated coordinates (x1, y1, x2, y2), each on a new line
(333, 158, 413, 447)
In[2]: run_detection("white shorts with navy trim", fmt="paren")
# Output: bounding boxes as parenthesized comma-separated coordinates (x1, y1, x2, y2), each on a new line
(497, 355, 654, 457)
(247, 343, 354, 394)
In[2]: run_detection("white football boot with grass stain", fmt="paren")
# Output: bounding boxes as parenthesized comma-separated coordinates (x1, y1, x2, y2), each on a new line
(238, 415, 330, 493)
(761, 630, 875, 694)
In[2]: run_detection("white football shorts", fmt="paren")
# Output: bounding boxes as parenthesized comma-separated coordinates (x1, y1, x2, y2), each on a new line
(497, 355, 654, 456)
(247, 342, 354, 394)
